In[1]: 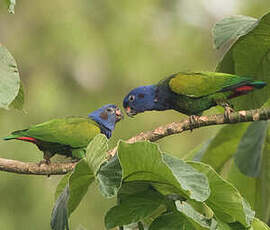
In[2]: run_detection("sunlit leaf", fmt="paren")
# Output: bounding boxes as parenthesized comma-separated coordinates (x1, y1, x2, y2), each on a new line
(213, 15, 257, 50)
(0, 44, 21, 109)
(189, 162, 255, 227)
(250, 218, 270, 230)
(52, 135, 108, 229)
(118, 141, 210, 202)
(175, 201, 211, 229)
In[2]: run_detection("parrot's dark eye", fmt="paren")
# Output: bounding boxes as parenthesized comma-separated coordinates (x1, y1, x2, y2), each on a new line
(106, 108, 114, 113)
(128, 95, 135, 102)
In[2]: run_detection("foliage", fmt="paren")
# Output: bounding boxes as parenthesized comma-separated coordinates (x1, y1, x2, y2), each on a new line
(51, 141, 267, 230)
(215, 12, 270, 110)
(0, 43, 23, 110)
(5, 0, 16, 14)
(1, 2, 270, 230)
(51, 134, 108, 230)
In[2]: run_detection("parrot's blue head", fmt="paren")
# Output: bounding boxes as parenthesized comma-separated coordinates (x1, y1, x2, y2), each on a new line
(88, 104, 123, 138)
(123, 85, 157, 117)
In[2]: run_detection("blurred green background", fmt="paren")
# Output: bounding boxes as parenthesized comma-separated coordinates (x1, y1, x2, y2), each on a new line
(0, 1, 270, 229)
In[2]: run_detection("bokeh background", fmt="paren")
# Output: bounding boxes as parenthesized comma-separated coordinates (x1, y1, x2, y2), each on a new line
(0, 1, 270, 229)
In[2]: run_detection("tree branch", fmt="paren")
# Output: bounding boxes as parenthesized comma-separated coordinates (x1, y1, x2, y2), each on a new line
(1, 108, 269, 176)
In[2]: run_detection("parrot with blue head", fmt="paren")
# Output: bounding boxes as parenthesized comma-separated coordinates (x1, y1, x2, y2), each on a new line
(3, 104, 123, 164)
(123, 72, 266, 120)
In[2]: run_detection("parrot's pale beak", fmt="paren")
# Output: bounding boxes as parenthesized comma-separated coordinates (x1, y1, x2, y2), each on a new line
(115, 107, 124, 122)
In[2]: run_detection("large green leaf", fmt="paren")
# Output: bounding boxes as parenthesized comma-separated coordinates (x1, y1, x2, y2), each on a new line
(117, 141, 210, 202)
(97, 155, 122, 198)
(85, 134, 108, 173)
(213, 15, 257, 50)
(216, 12, 270, 110)
(200, 124, 249, 172)
(67, 159, 94, 215)
(175, 201, 211, 229)
(51, 186, 69, 230)
(51, 135, 108, 230)
(105, 189, 164, 229)
(149, 212, 195, 230)
(9, 82, 24, 110)
(250, 218, 270, 230)
(234, 121, 268, 177)
(0, 44, 22, 110)
(55, 172, 72, 201)
(189, 162, 255, 227)
(228, 123, 270, 223)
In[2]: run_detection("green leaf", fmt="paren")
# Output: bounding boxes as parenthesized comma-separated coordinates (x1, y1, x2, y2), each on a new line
(149, 212, 195, 230)
(250, 218, 270, 230)
(0, 44, 21, 110)
(175, 201, 211, 229)
(52, 135, 108, 229)
(5, 0, 16, 14)
(51, 186, 70, 230)
(9, 82, 24, 110)
(210, 218, 232, 230)
(118, 141, 210, 202)
(234, 121, 268, 177)
(67, 135, 108, 214)
(200, 124, 249, 172)
(97, 155, 122, 198)
(189, 161, 255, 227)
(105, 189, 164, 229)
(216, 12, 270, 110)
(228, 123, 270, 223)
(55, 172, 72, 201)
(67, 159, 94, 215)
(213, 15, 257, 49)
(85, 134, 108, 174)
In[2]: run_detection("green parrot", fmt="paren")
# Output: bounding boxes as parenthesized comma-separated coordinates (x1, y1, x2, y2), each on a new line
(123, 72, 266, 119)
(3, 104, 123, 164)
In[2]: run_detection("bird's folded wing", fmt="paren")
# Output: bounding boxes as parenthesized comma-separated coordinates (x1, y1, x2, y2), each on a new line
(168, 72, 251, 98)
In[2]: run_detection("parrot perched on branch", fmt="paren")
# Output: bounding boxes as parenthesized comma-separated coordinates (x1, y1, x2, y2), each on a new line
(123, 72, 266, 120)
(3, 104, 123, 164)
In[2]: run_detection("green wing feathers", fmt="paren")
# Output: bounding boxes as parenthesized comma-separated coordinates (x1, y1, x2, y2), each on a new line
(168, 72, 262, 97)
(4, 118, 101, 148)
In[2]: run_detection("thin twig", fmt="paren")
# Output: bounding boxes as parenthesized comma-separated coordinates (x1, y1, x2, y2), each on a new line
(0, 108, 269, 176)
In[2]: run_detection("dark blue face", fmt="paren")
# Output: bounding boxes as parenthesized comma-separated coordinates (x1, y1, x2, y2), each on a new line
(123, 85, 156, 117)
(88, 104, 123, 132)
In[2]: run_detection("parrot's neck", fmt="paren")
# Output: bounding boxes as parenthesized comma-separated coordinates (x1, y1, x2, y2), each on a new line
(152, 85, 173, 111)
(99, 127, 112, 139)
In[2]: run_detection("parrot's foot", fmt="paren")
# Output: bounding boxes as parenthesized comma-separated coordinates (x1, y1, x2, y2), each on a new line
(38, 159, 51, 166)
(189, 115, 200, 131)
(222, 103, 235, 120)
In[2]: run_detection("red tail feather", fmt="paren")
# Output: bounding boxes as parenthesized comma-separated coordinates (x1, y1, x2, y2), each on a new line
(17, 137, 37, 143)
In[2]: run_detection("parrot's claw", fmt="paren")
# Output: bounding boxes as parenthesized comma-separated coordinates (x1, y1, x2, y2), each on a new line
(223, 103, 235, 120)
(38, 159, 51, 166)
(189, 115, 200, 131)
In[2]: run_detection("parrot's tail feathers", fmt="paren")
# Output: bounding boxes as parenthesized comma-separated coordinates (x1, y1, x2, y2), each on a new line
(250, 81, 267, 89)
(3, 135, 17, 140)
(3, 128, 29, 140)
